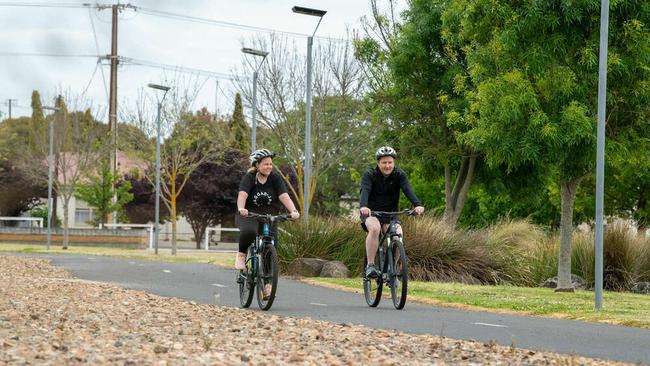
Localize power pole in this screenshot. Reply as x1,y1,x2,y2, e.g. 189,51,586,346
7,99,16,119
97,3,134,224
109,4,119,224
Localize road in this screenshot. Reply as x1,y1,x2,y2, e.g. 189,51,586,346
31,254,650,364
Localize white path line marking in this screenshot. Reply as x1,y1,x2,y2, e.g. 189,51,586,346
309,302,327,307
211,283,227,288
162,270,171,273
473,322,508,328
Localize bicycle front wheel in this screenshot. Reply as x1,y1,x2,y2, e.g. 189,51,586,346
390,240,408,309
256,243,279,311
238,250,255,308
363,251,383,307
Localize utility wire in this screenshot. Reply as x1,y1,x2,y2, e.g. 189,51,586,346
119,56,240,80
0,2,87,8
134,6,349,43
0,52,99,58
87,5,110,104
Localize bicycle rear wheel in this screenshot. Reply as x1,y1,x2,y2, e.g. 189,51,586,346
238,249,255,308
256,243,279,311
363,249,383,307
390,240,408,309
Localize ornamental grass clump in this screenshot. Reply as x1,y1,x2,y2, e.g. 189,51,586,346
277,216,366,275
402,216,492,283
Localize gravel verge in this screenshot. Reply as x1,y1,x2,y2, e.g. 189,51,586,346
0,256,631,365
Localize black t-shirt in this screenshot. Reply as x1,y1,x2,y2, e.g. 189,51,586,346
238,170,288,215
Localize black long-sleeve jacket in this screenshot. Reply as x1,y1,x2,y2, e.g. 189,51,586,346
359,167,422,212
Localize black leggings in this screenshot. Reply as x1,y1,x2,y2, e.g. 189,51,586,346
237,216,278,253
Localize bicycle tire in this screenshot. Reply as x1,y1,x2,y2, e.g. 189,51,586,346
238,248,255,308
363,248,383,307
390,240,408,309
256,242,279,311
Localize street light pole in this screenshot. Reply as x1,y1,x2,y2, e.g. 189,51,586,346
43,106,59,250
148,83,170,255
242,47,269,152
595,0,610,310
292,5,326,222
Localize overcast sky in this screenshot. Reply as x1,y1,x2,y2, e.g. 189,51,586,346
0,0,402,121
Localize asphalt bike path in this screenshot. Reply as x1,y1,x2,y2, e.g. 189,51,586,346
25,254,650,364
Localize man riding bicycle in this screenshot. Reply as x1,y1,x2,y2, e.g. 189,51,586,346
360,146,424,278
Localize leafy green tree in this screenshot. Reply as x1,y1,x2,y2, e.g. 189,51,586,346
75,161,133,227
228,93,250,152
355,0,477,226
443,0,650,290
30,90,45,150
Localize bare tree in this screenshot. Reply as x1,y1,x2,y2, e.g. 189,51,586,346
233,33,374,212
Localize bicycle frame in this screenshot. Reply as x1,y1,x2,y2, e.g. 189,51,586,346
374,213,405,281
238,212,291,310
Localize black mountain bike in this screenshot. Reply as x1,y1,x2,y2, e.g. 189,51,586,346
236,212,290,311
363,209,415,310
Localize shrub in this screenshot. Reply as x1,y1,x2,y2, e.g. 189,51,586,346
278,217,366,276
484,219,543,286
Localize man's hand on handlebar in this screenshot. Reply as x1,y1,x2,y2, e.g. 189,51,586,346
360,207,371,216
238,208,249,217
414,206,425,215
289,211,300,220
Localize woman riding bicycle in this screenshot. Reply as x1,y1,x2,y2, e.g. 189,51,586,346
360,146,424,279
235,149,299,281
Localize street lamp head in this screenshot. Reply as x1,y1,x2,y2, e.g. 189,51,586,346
242,47,269,57
147,83,170,91
292,6,327,17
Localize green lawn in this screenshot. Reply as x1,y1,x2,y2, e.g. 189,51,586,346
307,277,650,329
0,243,234,268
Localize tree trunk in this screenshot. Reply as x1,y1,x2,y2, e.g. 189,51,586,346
556,177,582,292
443,156,477,228
171,179,177,256
62,199,69,249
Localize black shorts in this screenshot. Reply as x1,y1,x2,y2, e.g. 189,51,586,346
360,214,391,232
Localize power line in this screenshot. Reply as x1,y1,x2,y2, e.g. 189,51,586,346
0,52,99,58
0,2,351,42
135,6,310,38
134,6,349,43
0,2,87,8
119,56,239,80
87,5,110,110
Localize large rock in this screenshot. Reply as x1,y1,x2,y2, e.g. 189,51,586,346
319,261,350,278
631,282,650,294
289,258,327,277
540,274,588,290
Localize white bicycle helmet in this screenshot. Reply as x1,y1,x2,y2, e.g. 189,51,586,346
375,146,397,160
249,148,276,167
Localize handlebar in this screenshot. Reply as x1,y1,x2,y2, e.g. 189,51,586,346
246,212,293,223
370,209,417,218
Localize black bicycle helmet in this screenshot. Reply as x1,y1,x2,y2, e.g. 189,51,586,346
375,146,397,160
249,148,276,167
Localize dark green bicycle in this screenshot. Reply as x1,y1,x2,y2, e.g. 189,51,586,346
236,212,290,311
363,209,415,310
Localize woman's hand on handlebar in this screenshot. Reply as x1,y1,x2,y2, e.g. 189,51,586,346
290,210,300,220
360,207,371,216
238,208,249,217
414,206,425,215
